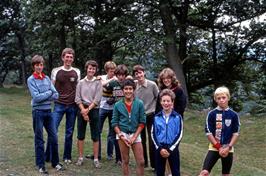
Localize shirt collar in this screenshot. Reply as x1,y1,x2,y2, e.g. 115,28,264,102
137,79,147,88
85,76,96,82
216,106,230,111
33,72,46,80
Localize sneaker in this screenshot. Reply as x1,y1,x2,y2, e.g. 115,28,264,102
116,160,122,166
107,155,113,160
76,157,84,166
54,163,65,171
93,160,101,169
64,159,72,165
38,167,49,175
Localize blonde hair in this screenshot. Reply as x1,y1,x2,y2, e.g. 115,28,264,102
104,61,116,72
157,68,180,89
214,86,230,100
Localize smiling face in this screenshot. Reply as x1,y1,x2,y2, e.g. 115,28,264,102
62,53,74,69
162,76,172,88
86,64,97,79
123,85,134,100
134,70,145,83
160,95,174,113
215,93,229,109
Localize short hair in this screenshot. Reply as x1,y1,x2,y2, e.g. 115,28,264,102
159,89,176,102
115,64,129,76
133,65,145,75
31,55,44,69
61,48,75,58
214,86,230,100
104,61,116,72
157,68,180,89
85,60,98,71
121,78,136,90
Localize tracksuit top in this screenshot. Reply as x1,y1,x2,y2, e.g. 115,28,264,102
111,97,146,133
205,106,240,151
152,110,183,152
27,75,58,110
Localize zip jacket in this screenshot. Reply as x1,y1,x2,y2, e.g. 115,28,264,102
151,110,183,153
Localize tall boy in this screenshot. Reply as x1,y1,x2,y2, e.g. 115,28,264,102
47,48,80,164
199,86,240,176
27,55,64,174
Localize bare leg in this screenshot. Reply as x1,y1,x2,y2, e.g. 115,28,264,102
132,142,145,176
93,141,99,159
118,139,130,176
77,140,84,158
199,170,209,176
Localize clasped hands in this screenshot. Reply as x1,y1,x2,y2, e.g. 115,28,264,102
160,148,170,158
120,135,137,147
81,107,90,122
219,146,230,158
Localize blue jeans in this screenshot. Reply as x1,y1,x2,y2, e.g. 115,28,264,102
46,103,78,161
32,109,59,168
99,108,121,161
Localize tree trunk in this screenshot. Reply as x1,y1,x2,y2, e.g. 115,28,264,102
16,30,27,86
159,0,188,98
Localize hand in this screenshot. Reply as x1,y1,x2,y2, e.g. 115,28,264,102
83,115,90,122
129,135,137,145
81,108,89,115
160,149,170,158
219,146,229,158
121,136,131,147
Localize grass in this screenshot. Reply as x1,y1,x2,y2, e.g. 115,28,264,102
0,87,265,176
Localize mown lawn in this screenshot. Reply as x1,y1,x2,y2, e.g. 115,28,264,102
0,87,265,176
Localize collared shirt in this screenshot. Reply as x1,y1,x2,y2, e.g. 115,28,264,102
135,79,159,115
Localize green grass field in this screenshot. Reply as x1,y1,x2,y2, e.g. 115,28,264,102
0,87,265,176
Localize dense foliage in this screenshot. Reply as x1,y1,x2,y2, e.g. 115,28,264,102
1,0,265,113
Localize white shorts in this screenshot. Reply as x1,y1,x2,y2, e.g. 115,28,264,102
116,131,142,143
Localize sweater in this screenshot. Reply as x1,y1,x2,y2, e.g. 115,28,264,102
27,75,58,110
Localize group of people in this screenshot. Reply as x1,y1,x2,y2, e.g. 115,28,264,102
27,47,240,176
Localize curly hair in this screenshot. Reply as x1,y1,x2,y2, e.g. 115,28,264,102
157,68,180,89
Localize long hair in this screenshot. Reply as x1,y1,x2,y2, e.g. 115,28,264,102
157,68,180,90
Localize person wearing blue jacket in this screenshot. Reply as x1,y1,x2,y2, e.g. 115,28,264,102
27,55,64,175
152,89,183,176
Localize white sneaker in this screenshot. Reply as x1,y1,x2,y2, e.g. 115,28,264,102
76,157,84,166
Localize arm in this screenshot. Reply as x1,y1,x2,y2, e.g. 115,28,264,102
48,77,58,100
27,78,52,103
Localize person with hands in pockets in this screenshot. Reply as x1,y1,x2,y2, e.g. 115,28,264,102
151,89,183,176
111,79,146,176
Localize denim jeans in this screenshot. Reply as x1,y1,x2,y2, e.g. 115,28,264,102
46,102,78,161
32,109,59,168
99,108,121,161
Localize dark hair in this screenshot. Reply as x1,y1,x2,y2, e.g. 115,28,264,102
85,60,98,71
159,89,176,101
121,78,136,90
31,55,44,69
61,48,75,58
115,64,129,76
132,65,145,75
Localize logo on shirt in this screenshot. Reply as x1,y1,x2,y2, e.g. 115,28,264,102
216,114,222,121
225,119,231,127
70,77,76,82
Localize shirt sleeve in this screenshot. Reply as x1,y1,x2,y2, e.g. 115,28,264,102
27,78,52,103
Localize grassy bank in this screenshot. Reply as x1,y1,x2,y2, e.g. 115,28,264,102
0,87,265,176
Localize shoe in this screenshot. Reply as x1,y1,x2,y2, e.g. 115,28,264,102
38,167,49,175
107,155,113,160
54,163,65,171
93,160,101,169
64,159,72,165
116,160,122,166
76,157,84,166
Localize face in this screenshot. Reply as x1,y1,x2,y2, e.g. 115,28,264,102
62,53,74,68
107,68,115,78
215,94,229,109
123,85,134,100
87,65,97,78
134,70,145,82
160,95,173,112
34,63,44,74
117,74,126,82
162,76,172,88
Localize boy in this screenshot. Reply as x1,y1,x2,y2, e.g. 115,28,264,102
151,89,183,176
199,86,240,176
27,55,64,175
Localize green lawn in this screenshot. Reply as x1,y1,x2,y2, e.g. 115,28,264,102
0,87,265,176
